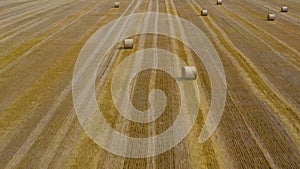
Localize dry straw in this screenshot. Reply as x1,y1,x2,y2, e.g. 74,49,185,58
114,2,120,8
281,6,288,12
124,39,134,49
182,66,197,80
201,10,208,16
267,14,275,21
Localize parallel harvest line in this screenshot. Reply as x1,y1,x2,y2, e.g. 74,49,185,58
0,0,100,73
146,0,159,168
166,0,219,167
0,0,49,18
0,0,108,136
0,0,119,167
247,0,300,26
0,0,40,15
35,3,128,164
0,0,32,8
227,91,278,168
0,17,48,43
96,1,155,167
166,1,196,168
178,0,224,167
4,78,73,169
190,0,300,147
0,0,84,57
234,0,300,37
187,1,300,167
200,0,300,111
68,0,153,167
55,1,147,166
211,0,300,70
193,0,300,118
201,0,300,110
0,0,73,28
0,0,81,43
33,1,140,167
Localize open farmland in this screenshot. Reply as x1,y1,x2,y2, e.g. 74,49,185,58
0,0,300,168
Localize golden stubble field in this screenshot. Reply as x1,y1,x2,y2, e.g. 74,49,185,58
0,0,299,168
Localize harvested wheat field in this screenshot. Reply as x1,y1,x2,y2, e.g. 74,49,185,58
0,0,300,168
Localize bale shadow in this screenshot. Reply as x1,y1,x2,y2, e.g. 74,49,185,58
175,77,194,81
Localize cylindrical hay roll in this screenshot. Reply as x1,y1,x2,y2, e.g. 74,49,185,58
217,0,222,5
114,2,120,8
201,10,208,16
124,39,134,49
182,66,197,80
267,14,275,21
281,6,288,12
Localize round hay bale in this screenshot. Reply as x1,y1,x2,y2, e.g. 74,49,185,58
267,14,275,21
182,66,197,80
217,0,222,5
114,2,120,8
281,6,288,12
124,39,134,49
201,10,208,16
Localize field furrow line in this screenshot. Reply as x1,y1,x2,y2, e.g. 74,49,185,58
101,1,157,168
0,0,299,168
227,91,278,168
0,0,33,9
184,1,300,165
196,0,300,111
0,0,83,44
0,0,113,137
0,0,102,73
0,0,132,167
0,0,86,57
20,1,138,166
190,0,300,148
17,7,121,169
0,0,74,28
0,0,49,18
146,1,159,167
224,0,300,45
4,80,72,169
247,0,300,26
65,0,151,168
165,0,221,167
219,0,300,69
0,17,46,43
